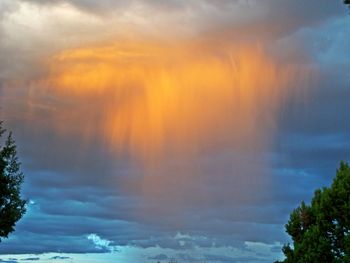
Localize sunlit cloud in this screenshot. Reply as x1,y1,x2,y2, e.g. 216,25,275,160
24,38,310,206
2,1,345,261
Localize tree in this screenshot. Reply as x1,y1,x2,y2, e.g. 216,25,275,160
345,0,350,11
0,122,26,241
277,162,350,263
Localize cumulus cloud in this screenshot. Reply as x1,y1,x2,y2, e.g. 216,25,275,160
87,234,116,252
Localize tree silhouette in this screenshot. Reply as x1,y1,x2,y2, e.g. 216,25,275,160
0,122,26,241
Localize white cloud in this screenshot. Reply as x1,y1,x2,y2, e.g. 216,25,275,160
87,234,116,252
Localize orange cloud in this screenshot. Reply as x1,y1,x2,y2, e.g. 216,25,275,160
29,39,309,201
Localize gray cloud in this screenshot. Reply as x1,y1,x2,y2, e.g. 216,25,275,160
204,254,236,263
0,1,19,19
49,256,71,260
0,1,349,263
18,0,346,37
0,260,19,263
148,254,168,261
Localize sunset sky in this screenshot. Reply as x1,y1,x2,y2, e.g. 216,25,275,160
0,1,350,262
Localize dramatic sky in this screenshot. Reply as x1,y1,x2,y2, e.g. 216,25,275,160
0,0,349,262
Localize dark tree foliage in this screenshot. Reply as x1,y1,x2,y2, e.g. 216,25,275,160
0,122,26,241
276,162,350,263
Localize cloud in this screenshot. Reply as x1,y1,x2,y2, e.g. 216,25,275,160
0,0,19,19
177,253,199,262
0,1,349,263
0,36,310,257
148,254,168,261
49,256,71,260
17,0,346,38
20,0,131,14
87,234,116,252
204,254,236,263
0,259,19,263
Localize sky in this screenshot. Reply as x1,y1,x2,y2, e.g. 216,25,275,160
0,0,349,262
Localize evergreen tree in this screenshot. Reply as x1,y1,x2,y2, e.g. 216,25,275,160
0,122,26,241
277,162,350,263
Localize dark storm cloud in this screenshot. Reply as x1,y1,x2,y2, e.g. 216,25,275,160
268,14,350,212
275,73,350,172
0,78,291,252
267,69,350,245
18,0,346,37
0,0,349,261
0,219,112,254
